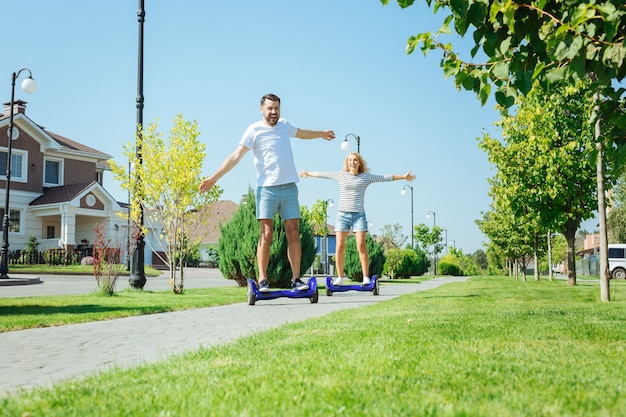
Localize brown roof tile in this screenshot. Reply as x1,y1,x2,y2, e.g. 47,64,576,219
45,131,112,159
30,182,95,205
189,200,240,243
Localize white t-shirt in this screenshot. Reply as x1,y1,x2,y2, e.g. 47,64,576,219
239,119,299,187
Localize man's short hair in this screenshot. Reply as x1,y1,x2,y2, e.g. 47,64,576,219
261,93,281,106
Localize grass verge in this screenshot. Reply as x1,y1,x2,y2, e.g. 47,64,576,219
5,264,162,276
0,276,423,333
1,276,626,416
0,286,247,332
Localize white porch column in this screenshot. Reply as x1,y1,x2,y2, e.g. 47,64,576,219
60,204,77,248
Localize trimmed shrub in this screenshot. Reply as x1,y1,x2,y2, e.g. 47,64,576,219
218,187,316,288
438,259,463,276
344,234,385,281
383,247,429,278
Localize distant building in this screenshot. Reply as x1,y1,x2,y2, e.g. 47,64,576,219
0,100,138,261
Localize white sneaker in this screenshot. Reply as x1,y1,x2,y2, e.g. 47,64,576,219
332,276,344,286
362,276,371,286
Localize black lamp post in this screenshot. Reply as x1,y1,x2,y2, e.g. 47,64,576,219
400,185,414,248
129,0,146,289
126,160,131,271
324,198,334,275
0,69,36,279
341,133,360,153
427,210,437,275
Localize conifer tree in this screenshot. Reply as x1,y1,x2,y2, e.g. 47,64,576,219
343,234,385,281
218,187,316,287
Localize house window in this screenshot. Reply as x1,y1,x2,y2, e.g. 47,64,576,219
46,225,55,239
0,209,21,233
0,149,27,182
44,158,63,186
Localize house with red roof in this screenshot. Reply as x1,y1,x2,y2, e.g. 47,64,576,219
0,100,129,260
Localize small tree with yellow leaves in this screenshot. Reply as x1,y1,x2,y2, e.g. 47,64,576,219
111,115,221,293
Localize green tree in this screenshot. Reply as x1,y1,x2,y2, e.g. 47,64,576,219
218,188,258,287
218,188,316,288
471,249,488,271
111,115,221,294
378,223,408,251
476,206,535,281
382,247,428,278
608,208,626,243
608,174,626,243
548,234,568,273
303,199,333,273
343,234,385,281
413,223,444,272
382,248,404,279
382,0,626,300
479,80,599,285
23,236,39,265
411,246,430,276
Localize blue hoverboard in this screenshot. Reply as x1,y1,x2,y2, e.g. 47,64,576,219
325,275,379,296
247,276,319,306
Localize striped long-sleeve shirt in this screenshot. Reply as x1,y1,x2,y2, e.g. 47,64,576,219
317,171,393,213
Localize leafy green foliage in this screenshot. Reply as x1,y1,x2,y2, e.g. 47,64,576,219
267,208,316,288
384,0,626,112
384,0,626,298
608,207,626,243
218,188,260,286
413,223,444,255
608,174,626,243
23,236,40,265
471,249,488,270
477,79,600,282
383,247,429,278
438,258,463,276
343,234,385,280
218,188,316,288
111,115,221,293
378,223,408,251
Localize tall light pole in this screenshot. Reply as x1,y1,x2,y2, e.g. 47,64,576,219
129,0,147,289
0,69,37,279
324,199,334,275
341,133,360,153
427,211,437,275
400,185,414,248
126,161,131,271
449,239,456,249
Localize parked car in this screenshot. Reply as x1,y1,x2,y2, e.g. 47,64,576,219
608,244,626,279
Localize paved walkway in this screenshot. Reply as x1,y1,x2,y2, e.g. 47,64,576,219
0,269,468,397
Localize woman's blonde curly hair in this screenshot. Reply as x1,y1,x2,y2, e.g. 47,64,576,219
342,152,368,174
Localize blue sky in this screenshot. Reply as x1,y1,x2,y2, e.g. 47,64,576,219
3,1,598,254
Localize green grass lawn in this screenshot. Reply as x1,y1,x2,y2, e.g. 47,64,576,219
0,276,428,333
5,263,162,276
2,276,626,416
0,286,247,332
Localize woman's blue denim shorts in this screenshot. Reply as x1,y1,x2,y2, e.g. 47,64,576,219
335,211,368,232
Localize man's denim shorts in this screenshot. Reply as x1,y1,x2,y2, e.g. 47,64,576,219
256,183,301,220
335,211,368,232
